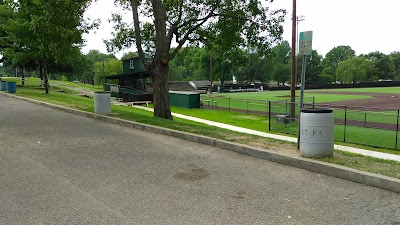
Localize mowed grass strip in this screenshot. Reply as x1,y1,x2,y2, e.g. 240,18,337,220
6,84,400,179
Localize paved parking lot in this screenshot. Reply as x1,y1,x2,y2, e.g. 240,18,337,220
0,94,399,225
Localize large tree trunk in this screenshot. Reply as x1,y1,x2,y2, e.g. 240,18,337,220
43,58,49,94
21,65,25,86
152,63,172,119
39,62,44,88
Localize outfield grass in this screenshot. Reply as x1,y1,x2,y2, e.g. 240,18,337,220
212,90,372,103
310,86,400,94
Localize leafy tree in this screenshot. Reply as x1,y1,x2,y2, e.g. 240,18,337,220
266,41,291,85
322,45,355,81
213,47,248,84
2,0,98,93
235,51,273,83
297,50,323,82
272,63,290,85
336,56,374,83
390,51,400,80
320,67,335,83
271,40,291,64
94,58,123,85
121,52,139,61
168,46,209,81
364,51,393,80
86,50,117,63
0,0,14,63
107,0,286,119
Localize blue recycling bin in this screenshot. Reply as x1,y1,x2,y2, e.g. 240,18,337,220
0,81,7,91
7,82,16,93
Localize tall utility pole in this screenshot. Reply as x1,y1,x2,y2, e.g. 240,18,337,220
290,0,297,119
295,15,305,95
210,48,213,91
296,15,305,54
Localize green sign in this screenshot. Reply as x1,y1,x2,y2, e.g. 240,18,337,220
299,31,313,56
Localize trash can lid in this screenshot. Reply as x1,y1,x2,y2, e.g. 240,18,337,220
301,108,333,113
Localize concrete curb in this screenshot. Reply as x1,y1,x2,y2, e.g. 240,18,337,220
3,92,400,193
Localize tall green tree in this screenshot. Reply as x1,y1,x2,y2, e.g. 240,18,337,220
390,51,400,80
121,51,139,61
322,45,355,82
364,51,393,80
297,50,323,82
336,56,374,83
107,0,286,119
94,58,123,85
0,0,14,63
271,40,291,64
269,41,291,85
2,0,98,93
86,50,117,63
272,62,290,85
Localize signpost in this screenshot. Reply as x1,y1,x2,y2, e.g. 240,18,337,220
299,31,312,109
298,31,313,149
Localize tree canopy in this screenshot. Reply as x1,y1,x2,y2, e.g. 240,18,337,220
322,45,355,81
107,0,286,119
1,0,98,92
336,56,375,83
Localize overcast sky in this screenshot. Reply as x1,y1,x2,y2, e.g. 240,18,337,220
82,0,400,58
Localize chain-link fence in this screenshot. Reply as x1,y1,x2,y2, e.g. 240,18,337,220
200,95,400,150
269,101,400,150
200,96,315,115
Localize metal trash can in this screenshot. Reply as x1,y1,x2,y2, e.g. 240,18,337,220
0,81,7,91
94,92,111,115
300,108,334,158
6,82,16,93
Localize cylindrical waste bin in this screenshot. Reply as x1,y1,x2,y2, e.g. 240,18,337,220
0,81,7,91
7,82,16,93
94,92,111,115
300,108,334,158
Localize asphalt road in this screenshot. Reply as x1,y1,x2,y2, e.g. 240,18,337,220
0,94,399,225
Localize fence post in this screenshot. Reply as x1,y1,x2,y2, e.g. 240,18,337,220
344,106,347,142
364,113,367,127
312,97,315,109
285,100,288,115
268,101,271,131
396,109,399,150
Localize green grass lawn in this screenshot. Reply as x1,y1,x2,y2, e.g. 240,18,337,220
51,80,104,92
0,77,104,92
1,77,42,86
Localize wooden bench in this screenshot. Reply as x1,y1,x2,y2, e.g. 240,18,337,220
127,101,151,107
